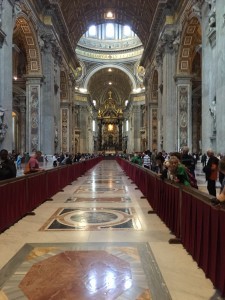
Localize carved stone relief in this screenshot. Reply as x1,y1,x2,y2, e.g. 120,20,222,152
178,86,188,148
29,85,40,151
151,108,158,150
61,108,68,153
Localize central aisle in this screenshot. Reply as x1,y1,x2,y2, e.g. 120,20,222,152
0,160,217,299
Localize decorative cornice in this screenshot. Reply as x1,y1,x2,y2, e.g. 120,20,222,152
141,0,181,67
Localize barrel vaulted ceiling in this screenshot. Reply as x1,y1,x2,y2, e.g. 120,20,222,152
33,0,180,104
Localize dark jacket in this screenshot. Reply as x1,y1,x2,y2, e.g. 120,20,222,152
203,156,219,180
0,159,17,181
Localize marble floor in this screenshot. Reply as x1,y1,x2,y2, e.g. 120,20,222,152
0,160,222,299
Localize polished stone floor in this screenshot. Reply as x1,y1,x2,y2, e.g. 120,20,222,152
0,160,221,299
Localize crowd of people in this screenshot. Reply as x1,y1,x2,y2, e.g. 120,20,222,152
128,147,225,206
0,150,99,180
1,147,225,207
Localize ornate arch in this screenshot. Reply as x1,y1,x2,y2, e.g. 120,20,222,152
13,16,42,75
83,64,137,90
177,17,201,74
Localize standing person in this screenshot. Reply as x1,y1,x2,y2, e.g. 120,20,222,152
211,157,225,205
0,149,17,180
181,146,195,177
151,149,157,172
143,150,151,169
203,149,219,196
26,151,43,173
201,153,207,168
131,153,142,166
52,154,58,167
44,154,48,164
155,152,165,174
16,153,22,170
24,152,30,164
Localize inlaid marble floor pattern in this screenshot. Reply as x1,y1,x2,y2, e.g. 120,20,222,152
0,160,220,299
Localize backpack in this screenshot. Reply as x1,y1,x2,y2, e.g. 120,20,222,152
186,168,198,189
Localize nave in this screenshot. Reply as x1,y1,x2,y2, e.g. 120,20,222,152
0,160,218,299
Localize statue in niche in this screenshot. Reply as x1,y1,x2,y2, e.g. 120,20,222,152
209,97,216,133
0,106,7,142
0,106,6,125
205,0,216,29
192,0,202,18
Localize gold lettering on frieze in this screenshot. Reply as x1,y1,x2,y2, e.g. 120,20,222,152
76,49,143,60
133,96,145,102
75,96,87,102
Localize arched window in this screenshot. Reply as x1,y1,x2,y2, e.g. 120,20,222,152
88,25,97,37
106,23,114,38
123,25,131,37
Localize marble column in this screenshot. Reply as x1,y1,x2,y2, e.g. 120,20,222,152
175,76,192,151
0,0,14,150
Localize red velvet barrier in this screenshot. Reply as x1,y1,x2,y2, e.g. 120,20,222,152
58,166,69,190
217,210,225,296
181,191,225,296
156,181,180,237
0,178,27,232
0,157,102,234
25,172,48,212
46,168,60,198
75,162,83,179
117,157,225,295
145,172,157,207
68,164,75,182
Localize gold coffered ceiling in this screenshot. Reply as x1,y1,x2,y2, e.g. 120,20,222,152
60,0,159,47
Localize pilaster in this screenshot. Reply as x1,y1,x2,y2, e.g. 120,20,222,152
159,26,178,152
25,76,43,152
0,0,14,150
215,0,225,153
19,96,26,154
175,75,193,151
39,29,61,154
133,105,141,152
